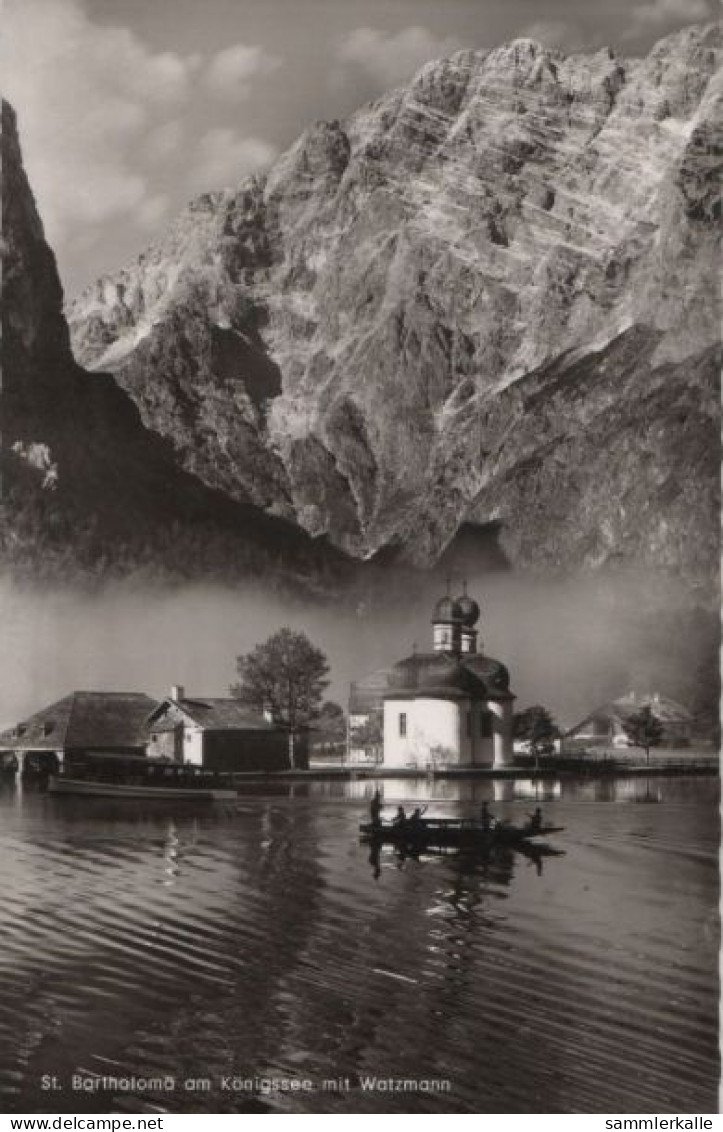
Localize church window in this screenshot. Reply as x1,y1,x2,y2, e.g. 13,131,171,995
480,712,492,738
399,713,407,737
466,711,472,737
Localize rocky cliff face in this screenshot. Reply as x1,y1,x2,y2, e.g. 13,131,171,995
1,100,347,590
64,23,721,588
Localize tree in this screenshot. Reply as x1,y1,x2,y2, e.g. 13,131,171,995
315,700,348,760
513,705,559,764
231,628,330,768
317,700,347,736
623,705,664,765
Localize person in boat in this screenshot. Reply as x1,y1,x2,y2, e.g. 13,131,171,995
370,788,383,828
479,801,495,832
407,806,428,835
526,807,544,834
392,806,407,827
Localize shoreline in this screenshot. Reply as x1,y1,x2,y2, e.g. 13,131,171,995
233,762,719,783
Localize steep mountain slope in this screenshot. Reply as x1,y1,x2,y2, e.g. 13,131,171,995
64,23,720,587
0,99,348,590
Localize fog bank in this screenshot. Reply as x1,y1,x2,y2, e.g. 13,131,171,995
0,567,716,731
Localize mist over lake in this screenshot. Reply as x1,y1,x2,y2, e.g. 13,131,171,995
1,567,713,731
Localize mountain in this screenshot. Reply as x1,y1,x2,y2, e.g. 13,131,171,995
68,23,721,589
0,99,349,592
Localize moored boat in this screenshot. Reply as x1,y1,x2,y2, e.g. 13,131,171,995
48,774,237,801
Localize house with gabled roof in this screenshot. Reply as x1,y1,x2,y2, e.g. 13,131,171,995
0,691,159,773
147,685,305,772
565,692,693,750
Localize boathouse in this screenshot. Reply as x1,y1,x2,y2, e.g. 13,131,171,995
0,691,158,774
146,686,306,772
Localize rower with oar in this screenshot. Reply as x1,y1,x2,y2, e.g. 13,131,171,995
525,806,544,835
479,800,496,832
392,805,407,827
370,787,383,829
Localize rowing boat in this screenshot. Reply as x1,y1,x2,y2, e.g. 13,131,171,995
359,817,563,847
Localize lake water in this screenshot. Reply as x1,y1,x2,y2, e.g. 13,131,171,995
0,775,718,1114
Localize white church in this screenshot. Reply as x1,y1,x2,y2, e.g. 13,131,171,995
350,588,515,770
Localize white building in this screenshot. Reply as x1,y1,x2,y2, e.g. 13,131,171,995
381,590,515,770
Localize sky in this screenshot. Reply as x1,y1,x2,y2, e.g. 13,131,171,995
1,0,715,295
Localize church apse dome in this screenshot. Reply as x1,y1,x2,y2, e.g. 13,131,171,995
463,654,511,693
387,654,485,698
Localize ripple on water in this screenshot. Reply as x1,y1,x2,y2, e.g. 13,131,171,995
0,779,718,1113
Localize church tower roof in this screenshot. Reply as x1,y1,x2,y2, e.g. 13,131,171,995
431,595,463,625
457,594,480,627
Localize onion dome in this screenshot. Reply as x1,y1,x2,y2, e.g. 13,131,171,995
457,594,480,627
432,595,463,624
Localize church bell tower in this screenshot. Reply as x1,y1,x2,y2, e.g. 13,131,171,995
431,594,463,653
457,584,481,654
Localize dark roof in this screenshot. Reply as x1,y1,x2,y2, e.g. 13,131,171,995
387,653,484,698
151,697,278,732
352,651,513,709
0,692,158,751
385,652,513,702
458,653,511,694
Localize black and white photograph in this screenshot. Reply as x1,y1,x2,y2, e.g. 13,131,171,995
0,0,720,1118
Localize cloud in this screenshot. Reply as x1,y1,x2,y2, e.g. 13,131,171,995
0,0,199,246
136,194,173,231
335,26,465,94
187,128,278,193
626,0,713,33
143,120,185,162
519,20,588,52
205,44,282,99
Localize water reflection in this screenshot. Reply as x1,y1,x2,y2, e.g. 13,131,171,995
298,772,717,807
367,837,565,882
0,775,718,1114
